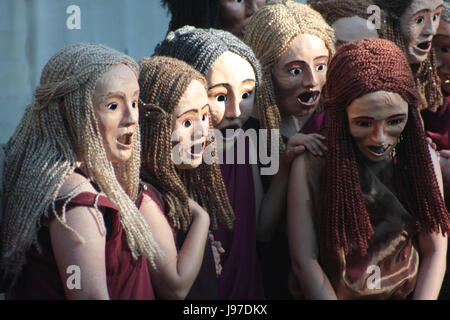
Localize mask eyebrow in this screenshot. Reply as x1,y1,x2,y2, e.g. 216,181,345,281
208,83,228,90
176,104,209,118
102,91,126,100
412,4,443,16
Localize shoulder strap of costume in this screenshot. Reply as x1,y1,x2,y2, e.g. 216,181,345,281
137,181,165,214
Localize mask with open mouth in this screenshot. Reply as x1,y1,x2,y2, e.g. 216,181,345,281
417,40,432,52
298,90,321,106
272,34,329,117
117,132,134,147
399,0,443,64
367,145,389,155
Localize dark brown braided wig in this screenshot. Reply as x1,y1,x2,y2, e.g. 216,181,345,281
138,56,234,232
323,38,450,255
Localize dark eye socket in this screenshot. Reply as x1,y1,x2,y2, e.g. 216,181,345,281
202,113,208,121
242,91,251,99
388,119,404,126
234,0,243,3
289,68,302,76
216,94,227,102
356,121,371,128
107,103,118,110
441,46,450,53
183,120,192,128
416,17,424,24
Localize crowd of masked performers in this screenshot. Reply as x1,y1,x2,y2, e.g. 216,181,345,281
0,0,449,300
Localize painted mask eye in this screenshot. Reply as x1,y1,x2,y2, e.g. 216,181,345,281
216,94,227,102
316,64,327,72
183,120,192,128
131,101,137,108
388,119,404,126
356,121,371,128
202,114,208,121
440,46,450,53
107,103,118,110
289,68,302,76
242,91,252,99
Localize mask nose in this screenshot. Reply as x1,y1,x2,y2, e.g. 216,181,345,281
371,123,387,145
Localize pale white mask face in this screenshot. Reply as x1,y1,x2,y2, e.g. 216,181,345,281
399,0,443,64
332,16,379,47
92,64,139,163
347,91,408,162
206,51,256,134
171,79,210,170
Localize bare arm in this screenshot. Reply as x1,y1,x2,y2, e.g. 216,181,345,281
413,146,448,300
257,133,327,242
287,154,337,300
50,204,110,300
140,195,210,299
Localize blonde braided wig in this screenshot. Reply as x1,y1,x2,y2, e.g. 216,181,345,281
243,0,335,151
139,56,234,232
1,43,162,281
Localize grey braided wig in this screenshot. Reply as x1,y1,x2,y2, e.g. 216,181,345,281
1,43,162,281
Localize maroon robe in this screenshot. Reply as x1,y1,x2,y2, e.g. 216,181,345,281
7,183,155,300
213,117,264,299
422,95,450,151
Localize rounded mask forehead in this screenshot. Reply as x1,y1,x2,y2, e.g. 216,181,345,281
207,50,256,85
173,79,209,118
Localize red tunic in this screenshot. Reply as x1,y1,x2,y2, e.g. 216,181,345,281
7,188,155,300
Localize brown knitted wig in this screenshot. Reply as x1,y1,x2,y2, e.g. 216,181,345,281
139,56,234,232
323,38,450,255
374,0,443,111
243,0,335,152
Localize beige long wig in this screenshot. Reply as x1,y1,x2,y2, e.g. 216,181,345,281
243,0,335,151
1,43,162,281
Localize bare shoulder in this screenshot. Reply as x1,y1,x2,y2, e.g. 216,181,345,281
58,170,97,198
141,191,165,214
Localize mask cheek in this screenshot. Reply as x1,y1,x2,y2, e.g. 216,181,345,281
208,103,224,128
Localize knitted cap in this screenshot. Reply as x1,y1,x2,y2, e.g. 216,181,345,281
324,38,419,110
153,25,261,87
139,55,206,114
244,0,335,68
443,0,450,23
